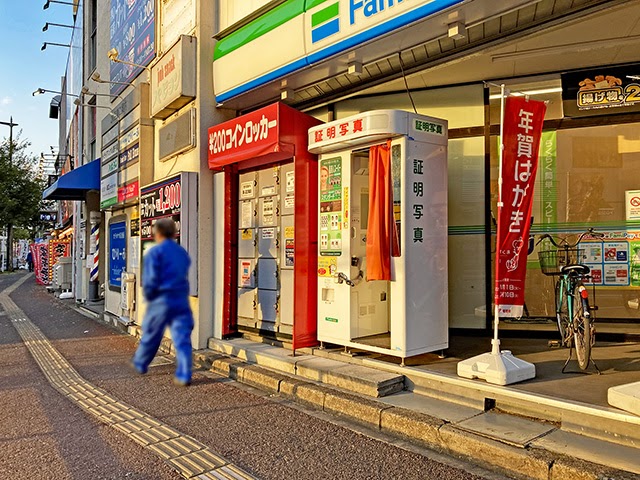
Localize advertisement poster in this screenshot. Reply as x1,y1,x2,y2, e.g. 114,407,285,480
320,157,342,256
110,0,156,95
625,190,640,221
630,241,640,287
583,237,633,287
48,240,71,283
109,221,127,289
140,175,182,254
540,131,557,226
495,97,547,318
562,64,640,117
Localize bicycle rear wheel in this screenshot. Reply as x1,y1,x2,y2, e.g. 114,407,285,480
572,282,592,370
555,280,570,345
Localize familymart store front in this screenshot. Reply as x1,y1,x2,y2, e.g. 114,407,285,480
212,0,640,409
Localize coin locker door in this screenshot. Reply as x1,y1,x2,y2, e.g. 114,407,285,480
257,166,280,327
238,172,257,327
279,162,295,332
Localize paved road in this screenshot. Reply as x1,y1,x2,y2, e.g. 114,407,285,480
2,272,509,480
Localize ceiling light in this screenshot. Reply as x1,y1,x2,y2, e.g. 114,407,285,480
489,87,562,100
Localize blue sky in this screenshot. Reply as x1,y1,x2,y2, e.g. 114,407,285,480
0,1,74,158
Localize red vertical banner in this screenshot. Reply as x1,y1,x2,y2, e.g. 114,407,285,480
495,97,547,317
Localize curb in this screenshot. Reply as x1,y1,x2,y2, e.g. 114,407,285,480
194,351,637,480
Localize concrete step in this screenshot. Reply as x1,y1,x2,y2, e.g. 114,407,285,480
608,381,640,417
207,338,404,398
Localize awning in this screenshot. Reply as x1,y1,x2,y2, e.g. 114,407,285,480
43,159,100,201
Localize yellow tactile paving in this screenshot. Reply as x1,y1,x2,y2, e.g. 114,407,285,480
1,275,256,480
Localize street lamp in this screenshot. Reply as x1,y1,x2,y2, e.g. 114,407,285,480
43,0,76,9
32,88,78,97
43,22,74,32
91,72,135,88
107,48,151,71
41,42,71,51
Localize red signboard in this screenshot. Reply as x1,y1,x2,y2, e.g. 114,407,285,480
208,102,297,169
118,180,139,203
495,97,547,317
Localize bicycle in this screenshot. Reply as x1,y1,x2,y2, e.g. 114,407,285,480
536,228,604,372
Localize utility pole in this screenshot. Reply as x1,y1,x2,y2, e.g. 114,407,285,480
1,117,19,271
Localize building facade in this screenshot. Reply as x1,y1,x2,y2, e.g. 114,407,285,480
46,0,640,358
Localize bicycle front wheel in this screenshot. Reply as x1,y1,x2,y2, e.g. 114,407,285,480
572,282,592,370
555,279,570,345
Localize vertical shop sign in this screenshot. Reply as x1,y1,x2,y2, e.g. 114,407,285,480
319,157,342,256
495,97,547,317
109,0,156,95
109,220,127,289
140,175,182,254
540,131,557,226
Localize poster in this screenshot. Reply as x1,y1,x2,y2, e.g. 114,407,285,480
320,157,343,256
286,170,295,193
140,175,182,253
109,221,127,289
110,0,156,95
630,241,640,287
495,97,547,318
317,256,337,277
625,190,640,221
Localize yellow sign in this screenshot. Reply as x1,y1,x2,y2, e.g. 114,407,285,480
343,186,349,229
241,229,253,240
284,226,295,239
317,256,337,277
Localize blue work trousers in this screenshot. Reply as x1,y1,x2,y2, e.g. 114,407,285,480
133,299,194,383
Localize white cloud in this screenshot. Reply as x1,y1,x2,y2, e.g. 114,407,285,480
0,96,12,106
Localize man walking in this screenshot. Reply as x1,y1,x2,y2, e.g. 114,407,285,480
132,218,194,386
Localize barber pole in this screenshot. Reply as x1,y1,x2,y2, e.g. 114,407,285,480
90,224,100,282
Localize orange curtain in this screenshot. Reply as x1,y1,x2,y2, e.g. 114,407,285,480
366,141,398,281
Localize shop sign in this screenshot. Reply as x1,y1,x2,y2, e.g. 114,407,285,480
208,103,279,165
101,157,119,179
39,211,58,223
495,97,547,318
213,0,465,102
626,190,640,221
119,142,140,167
562,64,640,117
151,35,197,119
161,0,196,52
109,0,155,95
540,132,557,226
101,173,118,209
108,220,127,289
118,180,140,203
413,119,445,135
120,125,140,150
102,141,119,163
140,175,183,245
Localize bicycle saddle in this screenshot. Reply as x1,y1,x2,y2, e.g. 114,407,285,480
561,264,590,276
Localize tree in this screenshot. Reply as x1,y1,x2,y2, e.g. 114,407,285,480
0,136,45,270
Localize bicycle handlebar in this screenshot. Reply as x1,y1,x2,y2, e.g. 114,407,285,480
535,228,604,248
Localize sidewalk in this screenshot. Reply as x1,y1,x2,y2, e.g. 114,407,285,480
5,274,505,480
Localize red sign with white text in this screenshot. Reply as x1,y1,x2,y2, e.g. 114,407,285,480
495,97,547,317
118,180,139,203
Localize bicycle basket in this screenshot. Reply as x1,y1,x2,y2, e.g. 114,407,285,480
538,248,584,276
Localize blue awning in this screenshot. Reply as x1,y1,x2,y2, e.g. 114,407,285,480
43,159,101,201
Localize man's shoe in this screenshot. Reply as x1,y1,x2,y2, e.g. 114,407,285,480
130,361,147,375
173,378,191,387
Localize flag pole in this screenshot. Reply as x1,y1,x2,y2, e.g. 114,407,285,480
492,84,506,354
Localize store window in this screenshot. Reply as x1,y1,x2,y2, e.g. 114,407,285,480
490,96,640,321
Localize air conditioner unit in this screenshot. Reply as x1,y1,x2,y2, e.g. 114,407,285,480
54,257,73,291
121,271,136,319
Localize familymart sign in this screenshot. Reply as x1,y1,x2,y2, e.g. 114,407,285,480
213,0,464,102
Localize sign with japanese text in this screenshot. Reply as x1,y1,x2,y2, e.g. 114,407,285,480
495,97,547,318
101,172,118,209
109,220,127,289
140,175,183,253
208,103,280,168
562,64,640,117
625,190,640,221
109,0,155,96
118,180,140,203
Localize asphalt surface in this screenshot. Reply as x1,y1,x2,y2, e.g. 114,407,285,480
3,272,507,480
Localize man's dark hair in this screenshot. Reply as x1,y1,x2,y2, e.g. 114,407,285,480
154,218,177,239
